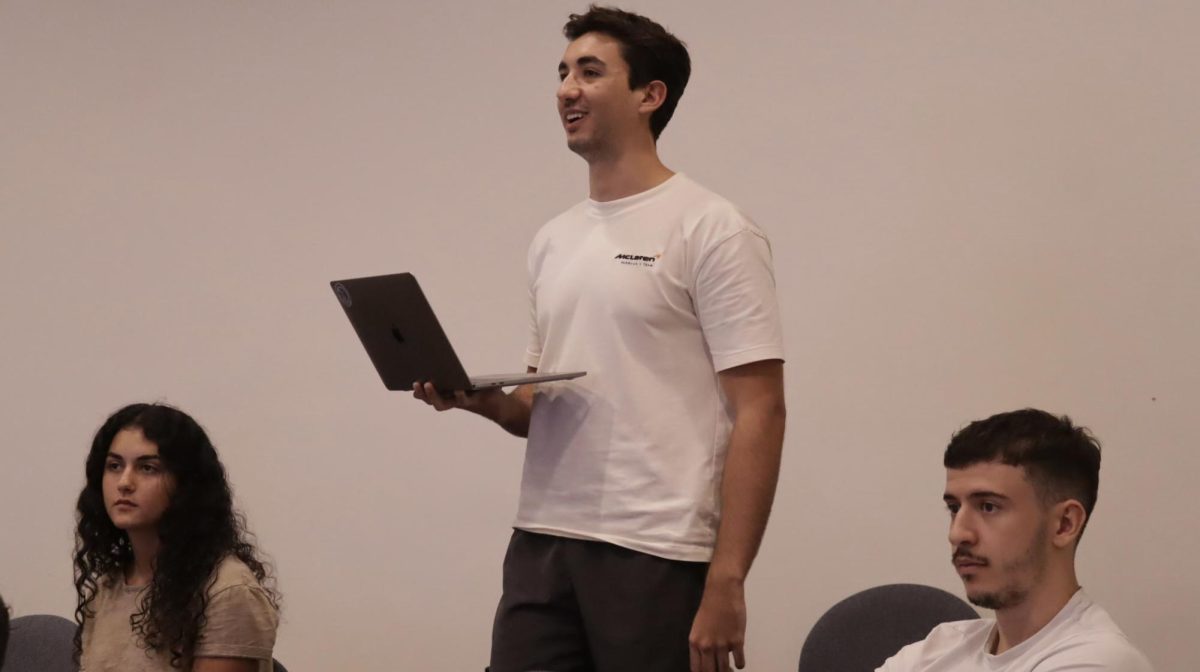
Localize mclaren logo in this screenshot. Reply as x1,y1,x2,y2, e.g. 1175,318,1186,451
614,252,662,267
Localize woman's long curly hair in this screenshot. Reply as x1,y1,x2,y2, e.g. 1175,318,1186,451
73,403,279,667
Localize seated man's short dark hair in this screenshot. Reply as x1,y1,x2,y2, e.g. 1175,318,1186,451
944,408,1101,536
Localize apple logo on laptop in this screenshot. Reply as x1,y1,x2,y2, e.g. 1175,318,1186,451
333,282,352,308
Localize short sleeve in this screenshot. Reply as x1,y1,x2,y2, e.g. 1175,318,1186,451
692,227,785,372
194,583,279,661
1033,635,1156,671
874,639,919,671
524,237,544,369
524,268,542,369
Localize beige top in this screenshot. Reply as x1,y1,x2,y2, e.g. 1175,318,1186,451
80,556,278,672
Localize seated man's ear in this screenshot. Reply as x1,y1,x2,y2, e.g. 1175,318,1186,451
1051,499,1087,549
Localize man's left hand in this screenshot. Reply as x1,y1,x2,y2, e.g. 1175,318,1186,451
688,576,747,672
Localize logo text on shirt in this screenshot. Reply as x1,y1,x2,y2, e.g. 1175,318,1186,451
614,253,662,268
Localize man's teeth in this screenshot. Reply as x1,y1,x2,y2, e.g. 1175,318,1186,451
567,112,584,122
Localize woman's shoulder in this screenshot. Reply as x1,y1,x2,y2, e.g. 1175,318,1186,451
209,555,265,593
196,557,280,661
204,555,278,623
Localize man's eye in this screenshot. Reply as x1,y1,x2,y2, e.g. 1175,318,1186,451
981,502,1000,513
946,504,959,516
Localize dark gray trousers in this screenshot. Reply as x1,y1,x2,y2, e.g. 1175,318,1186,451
488,530,708,672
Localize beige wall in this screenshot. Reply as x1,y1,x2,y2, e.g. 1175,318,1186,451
1,1,1195,669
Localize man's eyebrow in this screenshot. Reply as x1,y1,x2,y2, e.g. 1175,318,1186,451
944,491,1011,502
559,55,608,72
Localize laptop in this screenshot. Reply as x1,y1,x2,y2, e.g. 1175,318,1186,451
330,272,585,392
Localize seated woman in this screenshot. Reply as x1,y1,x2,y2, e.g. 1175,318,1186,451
73,403,280,671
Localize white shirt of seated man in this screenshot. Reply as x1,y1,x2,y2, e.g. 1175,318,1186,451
878,459,1153,671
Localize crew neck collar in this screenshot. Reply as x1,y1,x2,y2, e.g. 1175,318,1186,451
985,588,1088,661
585,173,684,218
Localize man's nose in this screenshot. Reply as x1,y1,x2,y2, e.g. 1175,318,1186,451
557,75,579,103
948,510,975,547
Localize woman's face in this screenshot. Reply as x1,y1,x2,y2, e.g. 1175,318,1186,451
102,427,176,532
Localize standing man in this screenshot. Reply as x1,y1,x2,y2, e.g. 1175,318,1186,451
415,6,785,672
878,409,1154,671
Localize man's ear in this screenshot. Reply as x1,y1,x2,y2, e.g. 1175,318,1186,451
1051,499,1087,549
637,80,667,115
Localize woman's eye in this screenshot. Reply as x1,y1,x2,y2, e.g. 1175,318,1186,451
139,464,159,474
105,461,121,471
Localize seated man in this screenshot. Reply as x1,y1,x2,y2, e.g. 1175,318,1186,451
878,408,1153,671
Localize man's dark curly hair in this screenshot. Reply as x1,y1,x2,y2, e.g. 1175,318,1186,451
73,402,279,667
564,4,691,140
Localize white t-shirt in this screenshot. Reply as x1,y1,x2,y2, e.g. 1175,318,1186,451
877,590,1154,672
517,173,784,562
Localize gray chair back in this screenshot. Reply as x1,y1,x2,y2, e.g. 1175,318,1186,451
1,594,9,668
798,583,978,672
5,614,79,672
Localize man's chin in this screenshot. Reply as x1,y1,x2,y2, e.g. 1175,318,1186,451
967,588,1026,611
566,134,601,157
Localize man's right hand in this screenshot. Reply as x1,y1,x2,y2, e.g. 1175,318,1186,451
412,382,501,414
411,380,534,437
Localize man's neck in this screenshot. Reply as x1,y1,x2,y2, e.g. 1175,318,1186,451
586,140,674,202
991,571,1081,655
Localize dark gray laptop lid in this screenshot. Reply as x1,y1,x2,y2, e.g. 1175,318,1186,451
331,272,584,392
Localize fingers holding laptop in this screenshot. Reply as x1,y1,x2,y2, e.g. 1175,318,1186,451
412,381,498,414
411,380,534,438
413,381,462,411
